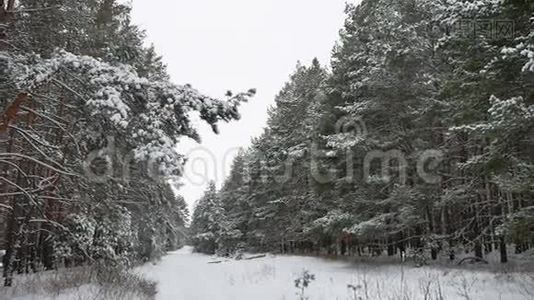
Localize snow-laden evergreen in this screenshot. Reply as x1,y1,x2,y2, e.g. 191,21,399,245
191,0,534,266
0,0,252,287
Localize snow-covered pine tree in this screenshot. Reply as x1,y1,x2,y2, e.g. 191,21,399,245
190,182,226,254
0,0,253,286
210,0,534,264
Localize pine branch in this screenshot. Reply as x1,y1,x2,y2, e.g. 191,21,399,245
8,5,62,14
0,203,12,211
0,153,78,177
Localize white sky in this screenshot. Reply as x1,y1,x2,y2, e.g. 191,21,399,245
130,0,350,211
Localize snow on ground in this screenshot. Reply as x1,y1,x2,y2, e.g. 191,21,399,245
1,266,154,300
6,285,114,300
136,246,533,300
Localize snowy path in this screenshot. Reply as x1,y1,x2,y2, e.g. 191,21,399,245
136,247,530,300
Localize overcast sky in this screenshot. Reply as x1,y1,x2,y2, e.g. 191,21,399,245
130,0,349,210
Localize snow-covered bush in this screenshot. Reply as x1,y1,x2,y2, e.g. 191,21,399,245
294,270,315,300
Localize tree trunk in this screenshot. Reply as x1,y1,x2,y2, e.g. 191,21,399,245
0,0,6,22
340,239,347,256
0,0,15,23
431,248,438,260
2,211,16,286
387,244,394,256
474,241,483,259
499,236,508,264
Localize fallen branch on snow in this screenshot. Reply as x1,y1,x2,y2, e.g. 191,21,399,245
457,257,489,265
244,254,267,260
